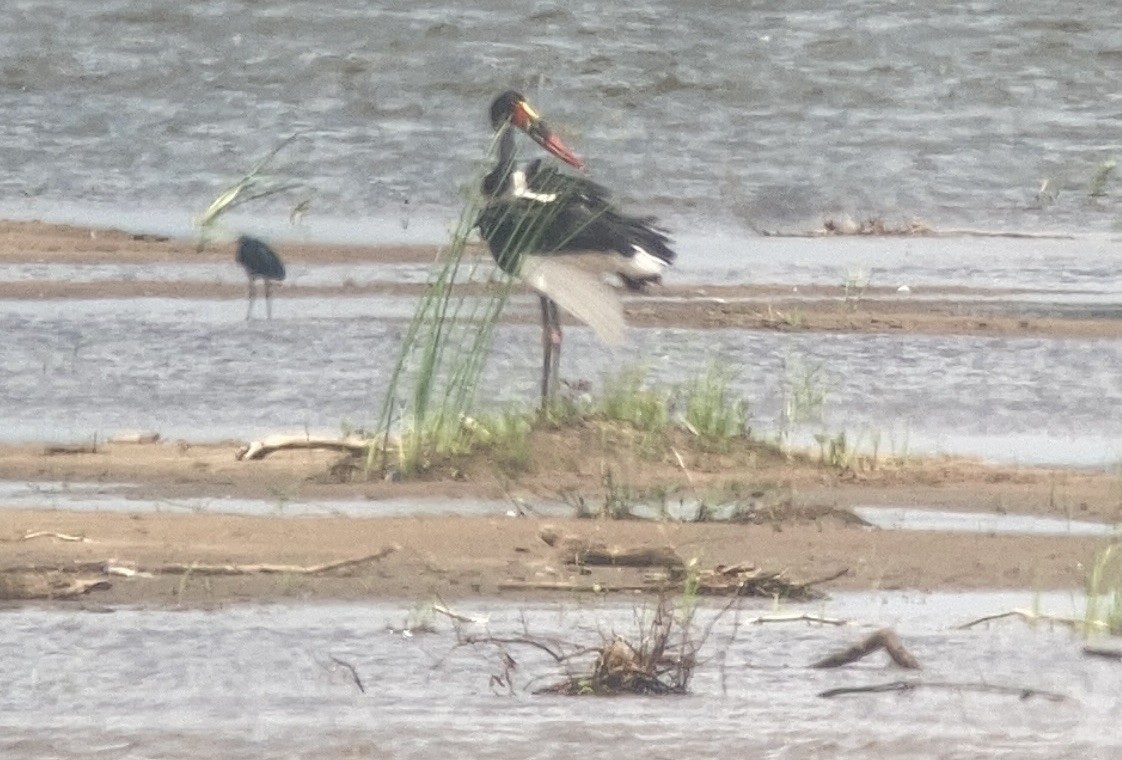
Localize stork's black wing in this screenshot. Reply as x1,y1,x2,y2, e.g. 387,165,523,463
477,163,676,276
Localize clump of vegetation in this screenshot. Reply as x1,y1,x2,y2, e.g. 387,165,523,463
679,361,749,452
539,599,696,695
596,365,671,433
369,131,517,476
460,593,722,696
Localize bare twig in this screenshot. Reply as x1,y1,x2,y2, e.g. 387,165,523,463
749,612,847,626
819,680,1068,702
2,546,398,578
956,609,1100,632
18,531,91,543
328,655,366,693
432,602,489,625
457,633,583,664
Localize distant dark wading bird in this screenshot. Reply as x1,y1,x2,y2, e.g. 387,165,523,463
475,90,677,406
235,235,286,320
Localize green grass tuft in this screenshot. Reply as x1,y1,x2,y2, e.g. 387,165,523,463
680,361,748,452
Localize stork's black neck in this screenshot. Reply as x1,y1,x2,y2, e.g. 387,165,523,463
481,123,516,198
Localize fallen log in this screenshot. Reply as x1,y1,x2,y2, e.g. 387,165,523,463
538,527,684,569
1083,640,1122,661
0,572,111,601
811,628,920,669
107,430,161,444
235,434,371,461
43,443,98,456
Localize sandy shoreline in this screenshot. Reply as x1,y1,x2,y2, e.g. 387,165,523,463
1,217,1120,607
1,438,1118,606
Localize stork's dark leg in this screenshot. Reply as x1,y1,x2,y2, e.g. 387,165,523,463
264,279,273,320
246,278,256,321
539,297,562,408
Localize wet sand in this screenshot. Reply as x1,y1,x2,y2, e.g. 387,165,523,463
1,219,1120,606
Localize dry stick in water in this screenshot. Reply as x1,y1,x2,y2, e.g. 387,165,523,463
328,655,366,693
956,608,1099,632
810,628,920,669
818,680,1069,702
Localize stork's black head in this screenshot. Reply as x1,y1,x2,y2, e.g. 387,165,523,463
490,90,524,131
487,90,586,171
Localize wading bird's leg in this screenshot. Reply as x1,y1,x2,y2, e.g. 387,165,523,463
539,297,562,408
246,278,256,321
539,297,553,406
264,280,273,320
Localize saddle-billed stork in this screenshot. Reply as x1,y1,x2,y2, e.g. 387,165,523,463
235,235,286,320
475,90,676,406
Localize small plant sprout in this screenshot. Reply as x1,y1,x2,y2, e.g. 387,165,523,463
842,265,871,310
1089,158,1117,198
1085,544,1122,637
777,353,830,455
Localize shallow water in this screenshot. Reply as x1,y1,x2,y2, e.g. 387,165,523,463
1,592,1119,759
855,506,1122,538
0,480,557,518
3,290,1121,465
2,1,1121,237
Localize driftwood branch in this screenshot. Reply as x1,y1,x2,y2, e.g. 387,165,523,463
15,531,91,543
818,680,1068,702
811,628,920,669
2,546,398,578
235,434,371,461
